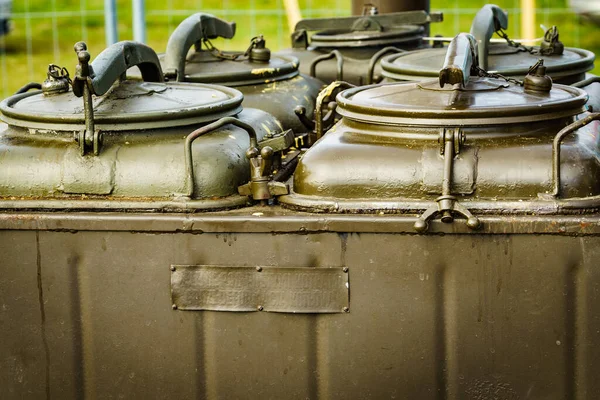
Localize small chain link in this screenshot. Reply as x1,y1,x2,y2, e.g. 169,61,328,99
495,28,555,56
202,35,264,61
473,65,524,86
47,64,73,85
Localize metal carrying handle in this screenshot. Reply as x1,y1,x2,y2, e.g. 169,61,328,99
469,4,508,70
72,41,163,97
164,13,236,81
183,117,258,198
552,112,600,197
439,33,478,88
309,50,344,81
366,46,405,85
71,41,164,156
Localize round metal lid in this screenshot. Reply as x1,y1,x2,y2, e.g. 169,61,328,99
336,77,588,126
381,43,595,82
310,25,424,48
157,51,299,86
0,80,243,131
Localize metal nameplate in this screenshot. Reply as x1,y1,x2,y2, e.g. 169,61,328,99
171,265,349,313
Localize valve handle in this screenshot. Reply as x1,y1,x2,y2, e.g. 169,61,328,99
439,33,478,88
164,13,236,81
469,4,508,70
72,41,163,97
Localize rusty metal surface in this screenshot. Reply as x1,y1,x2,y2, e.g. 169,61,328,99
171,265,349,313
1,228,600,399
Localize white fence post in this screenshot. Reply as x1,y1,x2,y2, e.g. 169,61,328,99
104,0,118,45
132,0,146,43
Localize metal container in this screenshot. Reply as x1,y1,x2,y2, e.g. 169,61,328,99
276,10,443,85
382,4,600,113
2,34,600,400
128,13,323,134
0,40,289,210
382,5,595,84
283,33,600,229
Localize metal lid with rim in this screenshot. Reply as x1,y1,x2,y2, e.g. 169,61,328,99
0,80,243,132
291,10,442,49
381,4,594,83
337,77,588,126
149,13,300,86
309,25,425,48
381,44,595,83
157,50,299,86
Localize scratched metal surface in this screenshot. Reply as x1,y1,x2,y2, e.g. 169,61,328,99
0,228,599,399
171,265,349,313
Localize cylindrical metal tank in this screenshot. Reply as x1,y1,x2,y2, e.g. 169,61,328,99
128,13,323,134
276,10,443,85
1,33,600,400
0,40,288,210
380,4,600,110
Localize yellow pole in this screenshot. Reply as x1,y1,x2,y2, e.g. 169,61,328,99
283,0,302,33
521,0,536,41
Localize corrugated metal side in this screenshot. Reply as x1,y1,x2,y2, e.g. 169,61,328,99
0,230,599,399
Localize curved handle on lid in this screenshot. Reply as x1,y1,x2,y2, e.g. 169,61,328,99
439,33,478,88
72,41,164,97
164,13,236,81
469,4,508,70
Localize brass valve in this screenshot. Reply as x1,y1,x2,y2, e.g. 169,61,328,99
238,145,288,201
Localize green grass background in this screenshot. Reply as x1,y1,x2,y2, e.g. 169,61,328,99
0,0,598,97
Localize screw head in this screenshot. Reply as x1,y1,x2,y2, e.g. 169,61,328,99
172,304,178,310
170,266,176,272
343,307,349,313
342,267,349,273
256,266,263,272
257,305,264,311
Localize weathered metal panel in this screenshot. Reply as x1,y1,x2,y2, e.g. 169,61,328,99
1,223,599,399
171,265,349,313
0,232,48,399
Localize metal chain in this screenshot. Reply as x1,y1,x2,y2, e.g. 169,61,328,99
473,65,524,86
47,64,73,85
495,28,555,56
202,35,264,61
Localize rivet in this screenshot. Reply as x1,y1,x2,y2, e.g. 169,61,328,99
172,304,178,310
170,266,176,272
343,307,349,313
559,226,566,233
343,267,349,273
257,305,264,311
256,266,263,272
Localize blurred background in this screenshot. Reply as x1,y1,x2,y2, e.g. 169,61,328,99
0,0,598,98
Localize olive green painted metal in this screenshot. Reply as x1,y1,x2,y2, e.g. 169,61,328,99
469,4,508,71
0,41,285,206
282,34,600,233
381,5,595,85
2,22,600,400
1,212,600,399
128,13,323,134
277,10,442,85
